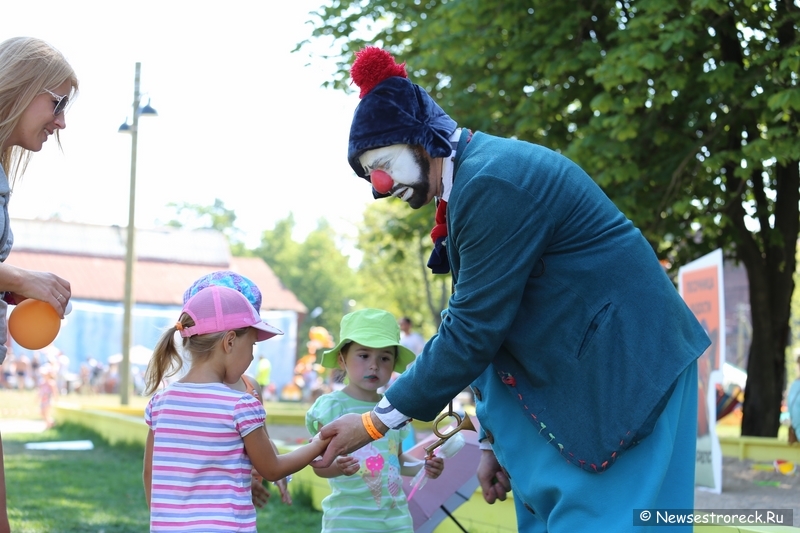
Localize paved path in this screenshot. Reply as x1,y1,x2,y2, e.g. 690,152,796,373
695,456,799,526
0,419,47,434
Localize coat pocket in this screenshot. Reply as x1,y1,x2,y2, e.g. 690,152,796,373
575,301,612,360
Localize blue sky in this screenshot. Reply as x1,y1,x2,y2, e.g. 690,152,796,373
3,1,373,252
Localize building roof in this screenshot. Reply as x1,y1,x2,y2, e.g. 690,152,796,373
10,218,231,265
5,219,307,313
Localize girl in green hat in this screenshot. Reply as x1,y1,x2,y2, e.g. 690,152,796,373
305,308,443,532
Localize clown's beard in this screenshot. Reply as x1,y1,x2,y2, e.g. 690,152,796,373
393,146,431,209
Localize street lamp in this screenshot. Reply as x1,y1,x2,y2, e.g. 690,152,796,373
118,62,157,405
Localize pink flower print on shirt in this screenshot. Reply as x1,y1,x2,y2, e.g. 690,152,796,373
363,454,384,506
365,454,384,476
352,444,385,506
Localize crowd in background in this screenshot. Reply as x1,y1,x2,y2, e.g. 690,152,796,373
0,347,144,396
0,316,481,415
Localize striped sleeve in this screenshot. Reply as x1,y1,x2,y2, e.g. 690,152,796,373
233,395,266,437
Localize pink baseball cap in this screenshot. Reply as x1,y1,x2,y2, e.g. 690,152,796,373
180,286,283,341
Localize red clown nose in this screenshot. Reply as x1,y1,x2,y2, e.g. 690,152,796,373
370,169,394,195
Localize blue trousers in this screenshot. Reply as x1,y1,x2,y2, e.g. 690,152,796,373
476,361,698,532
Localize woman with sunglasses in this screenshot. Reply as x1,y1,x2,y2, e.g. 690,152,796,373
0,36,78,532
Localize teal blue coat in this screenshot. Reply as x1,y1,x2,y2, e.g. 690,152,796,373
386,130,710,472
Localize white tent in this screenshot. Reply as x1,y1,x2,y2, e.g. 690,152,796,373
107,345,153,366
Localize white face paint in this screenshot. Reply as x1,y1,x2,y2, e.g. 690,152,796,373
359,144,428,203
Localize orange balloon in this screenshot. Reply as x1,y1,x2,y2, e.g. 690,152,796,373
8,299,61,350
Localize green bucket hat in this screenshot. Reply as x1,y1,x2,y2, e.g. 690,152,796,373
319,308,417,372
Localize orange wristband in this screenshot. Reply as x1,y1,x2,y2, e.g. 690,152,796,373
362,412,385,440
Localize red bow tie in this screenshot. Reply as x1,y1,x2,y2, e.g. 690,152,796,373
427,199,450,274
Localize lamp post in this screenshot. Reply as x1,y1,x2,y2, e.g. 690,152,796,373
118,62,157,405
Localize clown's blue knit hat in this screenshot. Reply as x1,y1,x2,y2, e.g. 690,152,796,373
347,48,457,190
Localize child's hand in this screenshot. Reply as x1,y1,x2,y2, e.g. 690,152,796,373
335,455,360,476
274,477,293,505
309,432,332,467
310,432,331,447
250,469,270,508
424,456,444,480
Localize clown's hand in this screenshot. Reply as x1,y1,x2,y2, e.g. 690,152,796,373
477,450,511,504
312,413,373,468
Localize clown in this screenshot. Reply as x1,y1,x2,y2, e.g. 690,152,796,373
316,48,710,532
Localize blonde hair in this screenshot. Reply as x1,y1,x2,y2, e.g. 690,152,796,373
143,313,249,396
0,37,79,183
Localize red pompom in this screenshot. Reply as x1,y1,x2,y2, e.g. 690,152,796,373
350,47,408,99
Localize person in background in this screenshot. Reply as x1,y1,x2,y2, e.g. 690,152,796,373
37,363,57,429
787,354,800,445
13,354,28,390
0,36,78,533
256,355,273,399
316,47,710,532
229,370,293,506
398,317,425,356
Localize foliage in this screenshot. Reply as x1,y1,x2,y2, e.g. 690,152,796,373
304,0,800,436
252,215,360,352
357,198,450,338
3,422,321,532
164,197,248,255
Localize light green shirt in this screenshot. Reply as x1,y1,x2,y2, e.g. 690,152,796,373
306,390,412,532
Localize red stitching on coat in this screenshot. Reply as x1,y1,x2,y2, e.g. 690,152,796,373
495,368,627,474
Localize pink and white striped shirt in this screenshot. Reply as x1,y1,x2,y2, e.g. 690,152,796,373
145,382,265,532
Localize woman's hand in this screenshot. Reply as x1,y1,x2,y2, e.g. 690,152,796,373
1,265,70,317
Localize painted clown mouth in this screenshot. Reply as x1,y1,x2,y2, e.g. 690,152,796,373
391,186,413,201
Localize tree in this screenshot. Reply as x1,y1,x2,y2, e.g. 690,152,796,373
253,215,360,355
305,0,800,436
357,198,450,338
165,198,247,255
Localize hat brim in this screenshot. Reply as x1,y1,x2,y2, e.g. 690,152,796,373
254,322,283,342
319,338,416,372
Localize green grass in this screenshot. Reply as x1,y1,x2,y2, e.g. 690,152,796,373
4,423,150,532
3,422,323,532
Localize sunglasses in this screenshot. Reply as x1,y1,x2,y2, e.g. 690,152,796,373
42,88,70,116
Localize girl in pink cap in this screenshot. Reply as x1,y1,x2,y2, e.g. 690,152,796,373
182,269,292,507
142,285,328,532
